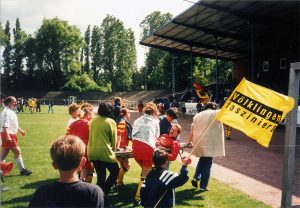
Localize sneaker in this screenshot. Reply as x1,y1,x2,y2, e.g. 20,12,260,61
133,200,141,207
191,178,198,188
20,168,32,176
1,162,14,176
199,188,209,192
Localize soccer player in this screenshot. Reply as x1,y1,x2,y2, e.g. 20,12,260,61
0,96,32,176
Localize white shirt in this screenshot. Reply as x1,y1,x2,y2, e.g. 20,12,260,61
0,107,19,134
132,114,160,149
192,109,225,157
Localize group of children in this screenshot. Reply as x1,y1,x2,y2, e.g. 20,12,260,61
32,99,191,207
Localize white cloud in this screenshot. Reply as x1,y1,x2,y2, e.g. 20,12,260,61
1,0,191,68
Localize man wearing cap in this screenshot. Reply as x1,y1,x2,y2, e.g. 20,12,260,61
159,108,178,135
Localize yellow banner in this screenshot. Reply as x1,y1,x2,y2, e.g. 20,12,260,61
216,78,294,147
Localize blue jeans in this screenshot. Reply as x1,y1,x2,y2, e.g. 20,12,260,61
193,157,213,189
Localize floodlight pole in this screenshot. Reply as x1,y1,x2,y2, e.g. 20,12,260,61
281,62,300,207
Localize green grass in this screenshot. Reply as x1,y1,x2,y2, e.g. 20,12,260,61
1,106,270,208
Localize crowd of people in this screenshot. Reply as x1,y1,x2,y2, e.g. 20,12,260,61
0,94,227,207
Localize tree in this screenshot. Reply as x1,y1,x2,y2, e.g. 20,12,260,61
100,15,136,91
61,73,104,92
2,21,12,91
140,11,172,90
90,26,101,81
35,18,82,90
0,22,8,46
83,25,91,74
12,18,28,89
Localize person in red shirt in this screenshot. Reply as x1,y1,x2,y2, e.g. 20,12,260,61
156,124,181,169
116,108,132,189
68,106,94,182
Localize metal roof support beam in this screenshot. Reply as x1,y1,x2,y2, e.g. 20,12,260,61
215,35,219,102
172,20,249,42
190,46,193,97
251,23,255,82
153,34,246,55
139,41,234,61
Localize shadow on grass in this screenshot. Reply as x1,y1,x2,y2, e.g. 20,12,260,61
1,194,31,206
21,178,57,189
2,179,57,206
108,184,205,207
176,188,205,207
108,183,137,207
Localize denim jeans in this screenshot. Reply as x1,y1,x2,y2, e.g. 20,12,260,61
193,157,213,189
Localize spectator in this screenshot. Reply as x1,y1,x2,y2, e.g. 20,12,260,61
189,102,225,191
88,102,119,203
140,149,191,207
29,135,104,207
159,108,178,135
48,100,54,114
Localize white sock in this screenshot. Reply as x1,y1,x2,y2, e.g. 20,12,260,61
15,158,25,171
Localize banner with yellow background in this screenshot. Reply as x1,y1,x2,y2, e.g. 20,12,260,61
216,78,294,147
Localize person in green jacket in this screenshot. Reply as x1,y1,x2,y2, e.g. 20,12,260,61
88,102,119,198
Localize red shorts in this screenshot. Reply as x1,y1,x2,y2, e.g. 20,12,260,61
132,140,154,168
1,133,18,148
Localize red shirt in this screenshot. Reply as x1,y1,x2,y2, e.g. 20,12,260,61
117,120,129,148
69,119,89,145
156,134,180,161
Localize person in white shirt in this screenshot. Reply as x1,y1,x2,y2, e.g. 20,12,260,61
132,102,160,206
0,96,32,176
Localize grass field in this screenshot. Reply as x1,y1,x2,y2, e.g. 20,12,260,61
0,105,270,207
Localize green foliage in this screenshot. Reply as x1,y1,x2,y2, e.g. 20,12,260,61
0,22,8,46
35,17,82,90
140,11,172,40
99,15,136,91
61,73,107,92
83,25,91,74
140,11,172,90
2,21,13,91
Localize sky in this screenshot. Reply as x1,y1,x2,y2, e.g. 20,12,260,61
1,0,193,68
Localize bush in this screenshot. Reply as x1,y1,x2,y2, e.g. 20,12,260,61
61,73,104,92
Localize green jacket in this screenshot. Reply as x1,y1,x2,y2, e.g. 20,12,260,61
88,116,117,163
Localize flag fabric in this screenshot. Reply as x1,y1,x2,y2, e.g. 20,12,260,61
193,82,209,99
216,78,294,147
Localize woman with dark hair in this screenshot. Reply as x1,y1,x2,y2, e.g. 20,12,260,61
88,102,119,202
